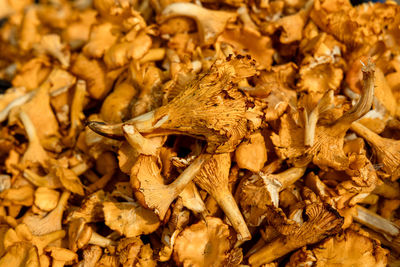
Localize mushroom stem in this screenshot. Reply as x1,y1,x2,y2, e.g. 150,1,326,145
169,155,209,195
0,90,35,123
373,181,400,199
86,121,124,139
261,166,307,207
122,124,159,156
248,236,296,266
273,166,307,189
194,153,251,241
19,110,49,166
338,60,375,126
19,110,41,149
23,162,89,189
139,48,166,63
23,169,62,188
86,171,114,193
353,205,400,238
70,162,91,176
65,80,86,146
304,90,334,146
350,122,382,147
248,203,343,266
87,110,157,139
132,154,208,220
89,231,116,247
213,190,251,242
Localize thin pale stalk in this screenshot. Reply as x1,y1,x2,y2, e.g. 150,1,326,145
338,60,375,125
170,154,210,195
23,169,61,188
354,205,400,237
89,232,116,247
274,166,307,189
19,111,41,145
351,121,383,147
0,90,35,122
87,110,157,139
213,190,251,241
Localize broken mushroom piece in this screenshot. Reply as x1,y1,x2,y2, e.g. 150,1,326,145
234,131,268,172
0,89,35,123
103,201,160,237
194,153,251,242
238,164,307,226
259,166,307,208
33,34,70,68
161,3,237,45
44,247,78,267
89,56,257,153
34,187,60,212
350,122,400,181
248,202,343,266
131,154,208,220
173,217,234,267
178,181,207,214
159,198,190,262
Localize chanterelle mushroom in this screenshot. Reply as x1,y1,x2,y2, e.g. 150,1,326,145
1,0,400,265
173,217,234,267
45,247,78,267
0,242,39,267
131,154,208,220
161,3,237,45
103,201,160,237
304,60,375,170
88,56,258,153
288,228,388,267
248,202,343,266
194,153,251,242
68,218,116,252
351,121,400,181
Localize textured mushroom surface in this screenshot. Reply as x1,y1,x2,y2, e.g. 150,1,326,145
0,0,399,266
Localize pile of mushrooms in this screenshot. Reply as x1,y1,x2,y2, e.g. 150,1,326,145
0,0,400,266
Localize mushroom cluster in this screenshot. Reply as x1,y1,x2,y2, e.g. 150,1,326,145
0,0,400,266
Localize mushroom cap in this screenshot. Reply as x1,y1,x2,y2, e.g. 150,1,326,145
173,217,232,267
45,246,78,262
103,201,160,237
288,229,388,267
